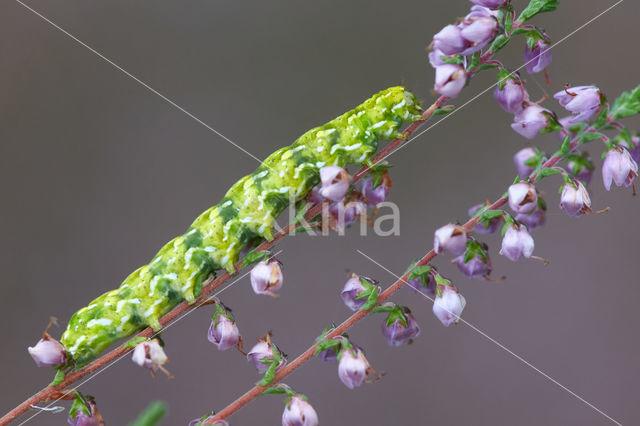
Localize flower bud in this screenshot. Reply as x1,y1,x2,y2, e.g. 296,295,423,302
318,166,351,202
499,224,535,262
434,223,467,255
511,104,551,139
381,310,420,347
559,180,591,217
469,0,508,8
317,335,346,363
68,397,102,426
406,273,436,297
247,341,286,373
341,275,379,311
524,36,552,74
428,48,447,68
434,64,467,99
452,241,492,280
362,173,391,206
494,77,528,115
515,205,546,230
508,182,537,214
433,25,466,55
513,147,538,178
131,339,170,376
554,86,602,124
28,336,67,368
250,259,283,296
468,203,503,234
282,396,319,426
338,348,369,389
459,10,498,55
208,314,240,351
602,147,638,191
432,286,466,327
327,199,367,231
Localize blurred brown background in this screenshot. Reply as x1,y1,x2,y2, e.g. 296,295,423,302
1,0,638,424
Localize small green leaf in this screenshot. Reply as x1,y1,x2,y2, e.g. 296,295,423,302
441,54,464,65
128,401,167,426
490,34,510,53
518,0,559,22
609,85,640,120
560,135,571,154
240,250,270,268
261,387,288,396
432,105,455,116
50,369,66,386
258,362,277,386
538,167,562,178
467,52,480,71
360,286,380,311
122,336,147,350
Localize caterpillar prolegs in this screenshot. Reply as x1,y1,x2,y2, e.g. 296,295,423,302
60,87,423,365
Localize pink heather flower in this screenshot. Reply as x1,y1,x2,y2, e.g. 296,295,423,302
306,185,324,205
327,199,367,231
469,0,508,8
468,203,503,234
247,341,286,373
452,252,491,280
513,147,538,178
508,182,538,214
433,286,466,327
559,180,592,217
28,336,67,368
434,223,467,255
428,48,447,68
434,64,467,98
341,276,379,311
338,349,369,389
318,166,351,202
515,206,546,230
362,173,391,206
406,273,436,296
381,312,421,346
494,77,528,115
524,37,552,74
500,225,535,262
207,315,240,351
554,86,602,124
511,104,551,139
282,396,319,426
602,147,638,191
459,8,498,55
433,25,466,55
131,339,170,375
68,399,102,426
250,259,283,296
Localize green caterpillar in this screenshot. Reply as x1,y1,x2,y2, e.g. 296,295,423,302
60,87,423,366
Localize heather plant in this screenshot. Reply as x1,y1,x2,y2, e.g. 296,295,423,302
4,0,639,425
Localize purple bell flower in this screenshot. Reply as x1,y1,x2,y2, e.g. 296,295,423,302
602,147,638,191
362,173,391,206
338,348,370,389
67,400,102,426
381,311,420,346
208,315,240,351
554,86,602,124
131,339,171,377
524,37,552,74
250,259,283,296
511,104,552,139
559,180,592,217
515,205,546,230
494,77,528,115
247,341,286,373
428,48,448,68
433,25,466,55
513,147,538,178
434,223,467,255
341,275,379,311
282,396,319,426
468,203,503,234
433,286,466,327
459,8,498,55
452,252,491,280
318,166,351,202
500,224,535,262
434,64,467,98
327,199,367,231
508,182,538,214
28,336,67,368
